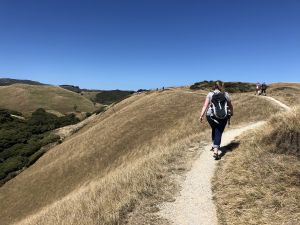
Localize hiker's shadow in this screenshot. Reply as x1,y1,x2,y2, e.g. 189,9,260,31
218,141,240,159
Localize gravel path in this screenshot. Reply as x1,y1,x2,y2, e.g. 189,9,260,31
159,122,265,225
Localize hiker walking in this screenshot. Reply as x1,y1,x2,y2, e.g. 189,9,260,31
261,82,267,96
255,82,261,95
199,81,234,159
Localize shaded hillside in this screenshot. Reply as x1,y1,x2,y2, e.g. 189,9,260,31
95,90,135,105
59,85,81,93
59,85,135,105
0,78,45,86
0,84,97,115
0,88,280,225
190,80,256,93
81,90,135,105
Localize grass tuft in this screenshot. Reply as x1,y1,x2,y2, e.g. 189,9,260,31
263,107,300,157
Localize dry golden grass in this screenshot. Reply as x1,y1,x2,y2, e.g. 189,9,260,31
268,83,300,106
81,90,100,102
0,84,96,115
0,90,207,225
0,88,282,225
213,107,300,225
230,93,279,124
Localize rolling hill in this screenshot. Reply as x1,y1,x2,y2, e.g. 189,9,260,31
0,83,285,225
0,78,45,86
59,84,135,105
0,84,97,116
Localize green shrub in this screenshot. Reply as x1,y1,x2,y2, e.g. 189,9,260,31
0,171,5,180
27,149,47,166
0,108,79,182
0,110,13,123
28,108,59,133
59,85,81,93
0,108,23,116
0,156,28,176
40,134,61,146
58,113,80,127
94,106,106,115
190,81,256,93
19,143,42,157
0,143,27,160
28,109,79,134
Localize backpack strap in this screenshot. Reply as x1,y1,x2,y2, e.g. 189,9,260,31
209,115,220,124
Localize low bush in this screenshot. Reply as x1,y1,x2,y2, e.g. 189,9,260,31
0,156,28,177
93,106,106,115
0,108,23,116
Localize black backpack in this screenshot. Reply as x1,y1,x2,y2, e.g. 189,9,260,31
211,92,228,119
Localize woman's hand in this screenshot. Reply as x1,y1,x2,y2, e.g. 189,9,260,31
199,115,204,123
199,97,209,124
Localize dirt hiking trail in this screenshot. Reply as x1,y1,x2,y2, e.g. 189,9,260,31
158,97,290,225
159,122,265,225
262,96,291,110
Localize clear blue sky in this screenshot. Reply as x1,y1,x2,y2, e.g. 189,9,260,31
0,0,299,90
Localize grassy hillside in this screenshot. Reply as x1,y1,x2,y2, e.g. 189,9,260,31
213,108,300,225
0,84,97,115
213,86,300,225
80,90,100,103
268,83,300,106
0,87,280,225
59,84,135,105
0,78,45,86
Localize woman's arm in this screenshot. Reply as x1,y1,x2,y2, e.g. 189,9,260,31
199,97,210,123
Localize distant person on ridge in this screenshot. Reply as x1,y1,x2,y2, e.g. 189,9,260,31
255,82,261,95
261,82,267,96
199,81,234,159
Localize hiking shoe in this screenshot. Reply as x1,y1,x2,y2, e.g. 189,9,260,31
213,147,219,159
213,152,219,160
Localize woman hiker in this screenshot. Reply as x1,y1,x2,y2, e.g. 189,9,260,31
199,81,234,159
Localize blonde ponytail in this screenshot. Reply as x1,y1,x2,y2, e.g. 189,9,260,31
213,80,224,93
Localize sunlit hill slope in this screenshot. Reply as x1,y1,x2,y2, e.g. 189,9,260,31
0,84,96,115
0,84,291,225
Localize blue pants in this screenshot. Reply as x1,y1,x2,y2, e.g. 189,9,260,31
206,116,227,149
